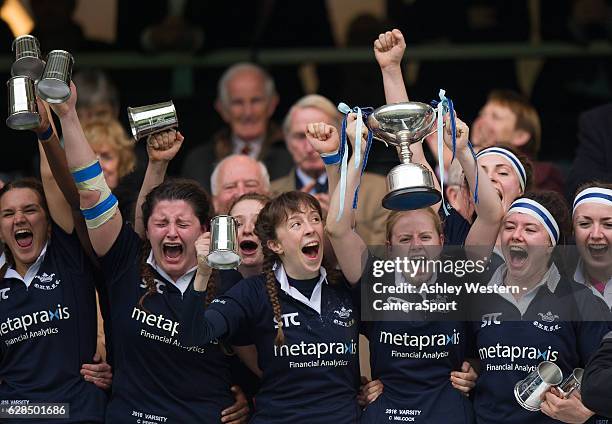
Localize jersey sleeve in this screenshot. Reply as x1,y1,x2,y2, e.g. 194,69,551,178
179,277,263,347
582,333,612,418
442,207,471,247
566,285,612,364
48,220,88,272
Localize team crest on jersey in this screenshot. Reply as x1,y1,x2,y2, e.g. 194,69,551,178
333,306,355,327
533,311,561,332
140,278,166,294
334,306,352,319
538,311,559,322
431,294,452,314
33,273,61,290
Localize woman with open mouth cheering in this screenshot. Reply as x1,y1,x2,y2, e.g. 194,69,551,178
572,183,612,310
0,101,106,422
179,189,362,423
50,81,249,423
470,190,612,423
317,101,502,423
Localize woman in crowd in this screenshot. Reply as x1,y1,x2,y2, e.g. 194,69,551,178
0,103,106,422
82,119,135,191
180,189,362,423
50,82,249,423
572,182,612,309
315,104,499,422
229,193,270,279
470,190,611,423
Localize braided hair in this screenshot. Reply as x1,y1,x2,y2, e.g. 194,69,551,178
254,191,329,346
137,179,214,309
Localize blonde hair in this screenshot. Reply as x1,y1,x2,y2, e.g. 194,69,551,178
83,119,136,179
385,208,443,243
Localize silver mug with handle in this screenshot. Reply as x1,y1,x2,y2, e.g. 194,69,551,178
11,35,45,80
127,101,178,141
207,215,241,270
6,76,41,130
36,50,74,104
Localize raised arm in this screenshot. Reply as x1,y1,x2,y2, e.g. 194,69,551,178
374,29,441,208
35,101,73,233
374,29,408,104
322,115,368,284
49,82,121,256
35,99,98,262
442,115,504,249
180,233,246,347
134,130,184,238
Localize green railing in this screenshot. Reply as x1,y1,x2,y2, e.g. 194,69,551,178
1,42,611,69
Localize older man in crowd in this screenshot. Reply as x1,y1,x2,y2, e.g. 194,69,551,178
211,154,271,214
271,94,389,245
182,62,292,193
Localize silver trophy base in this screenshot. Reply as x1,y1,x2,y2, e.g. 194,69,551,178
6,111,41,130
207,250,242,270
382,163,441,210
514,382,541,412
11,57,45,81
36,79,71,104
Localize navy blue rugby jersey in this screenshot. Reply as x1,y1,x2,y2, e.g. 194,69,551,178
0,222,106,423
468,264,612,424
441,207,472,247
181,263,361,424
99,222,236,423
358,253,475,424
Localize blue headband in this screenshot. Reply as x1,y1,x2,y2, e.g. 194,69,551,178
573,187,612,214
477,147,526,191
508,198,560,245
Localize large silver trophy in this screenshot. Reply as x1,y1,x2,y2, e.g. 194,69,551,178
367,102,441,210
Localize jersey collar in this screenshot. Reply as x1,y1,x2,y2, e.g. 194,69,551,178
146,250,196,295
3,243,49,288
488,262,560,315
274,262,328,314
574,258,612,308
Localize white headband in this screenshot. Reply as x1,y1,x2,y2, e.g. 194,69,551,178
508,198,560,245
572,187,612,214
477,147,527,191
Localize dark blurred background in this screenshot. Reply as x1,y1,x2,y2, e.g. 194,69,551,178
1,0,611,180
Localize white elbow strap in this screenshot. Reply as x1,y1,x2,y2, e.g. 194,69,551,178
70,160,118,229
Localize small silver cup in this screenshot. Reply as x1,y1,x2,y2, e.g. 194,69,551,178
558,368,583,398
11,35,45,80
6,76,41,130
514,361,563,411
36,50,74,104
127,101,178,141
207,215,241,270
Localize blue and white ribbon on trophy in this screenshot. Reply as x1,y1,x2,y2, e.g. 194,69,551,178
431,89,479,216
335,102,374,221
